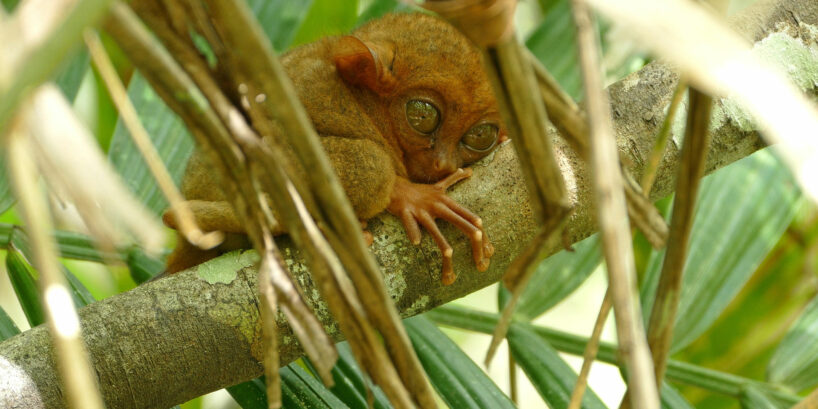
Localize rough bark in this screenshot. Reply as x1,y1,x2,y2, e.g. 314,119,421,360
1,0,816,407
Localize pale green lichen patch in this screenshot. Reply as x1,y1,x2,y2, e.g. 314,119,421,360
753,32,818,91
197,250,259,284
709,30,818,134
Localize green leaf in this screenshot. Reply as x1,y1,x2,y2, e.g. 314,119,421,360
227,377,268,409
281,364,350,409
0,223,122,262
247,0,315,51
1,0,19,12
406,315,515,409
507,323,607,409
0,156,14,214
54,51,90,102
516,233,601,320
536,0,562,15
126,247,165,284
230,365,354,409
428,305,801,406
525,0,582,100
661,383,694,409
5,226,97,312
304,342,392,409
108,73,195,216
64,266,96,307
640,149,801,352
672,209,818,408
290,0,358,47
0,306,21,341
767,295,818,391
357,0,414,25
740,386,784,409
5,246,45,327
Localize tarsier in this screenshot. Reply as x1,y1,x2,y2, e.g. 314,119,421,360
164,13,506,285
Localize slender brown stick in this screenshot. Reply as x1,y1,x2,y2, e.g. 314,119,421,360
570,0,659,408
486,40,571,221
646,89,713,382
641,81,687,196
84,29,222,250
508,344,518,403
0,0,113,135
528,53,669,249
6,117,105,409
567,289,613,409
485,213,568,365
258,245,282,409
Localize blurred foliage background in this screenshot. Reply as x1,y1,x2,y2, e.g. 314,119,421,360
1,0,816,408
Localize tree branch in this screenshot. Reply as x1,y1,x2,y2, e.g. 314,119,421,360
1,0,816,407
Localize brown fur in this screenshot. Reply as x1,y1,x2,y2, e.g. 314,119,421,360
165,13,504,275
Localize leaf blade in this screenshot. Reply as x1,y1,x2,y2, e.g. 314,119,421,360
406,315,515,409
517,233,601,319
767,295,818,391
640,150,801,352
507,323,607,409
107,73,195,216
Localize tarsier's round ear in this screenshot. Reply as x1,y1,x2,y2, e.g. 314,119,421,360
333,36,397,95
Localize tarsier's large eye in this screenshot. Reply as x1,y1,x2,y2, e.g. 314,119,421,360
462,123,499,152
406,99,440,134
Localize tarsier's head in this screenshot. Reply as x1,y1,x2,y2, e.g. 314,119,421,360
333,13,507,183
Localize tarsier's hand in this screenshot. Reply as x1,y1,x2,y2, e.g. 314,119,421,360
387,168,494,285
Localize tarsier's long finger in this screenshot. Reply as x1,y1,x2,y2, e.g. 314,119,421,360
440,194,483,227
482,231,495,258
417,210,456,284
400,208,423,245
435,168,472,190
433,202,488,271
438,195,493,265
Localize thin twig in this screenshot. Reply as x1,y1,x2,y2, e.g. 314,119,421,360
6,117,105,409
486,213,568,365
0,0,113,135
528,52,668,249
570,0,659,408
646,89,713,382
486,41,571,221
641,80,687,196
469,23,572,370
84,29,223,250
258,245,282,409
567,289,612,409
508,344,518,403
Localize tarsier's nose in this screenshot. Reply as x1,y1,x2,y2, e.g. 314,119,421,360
433,158,457,176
